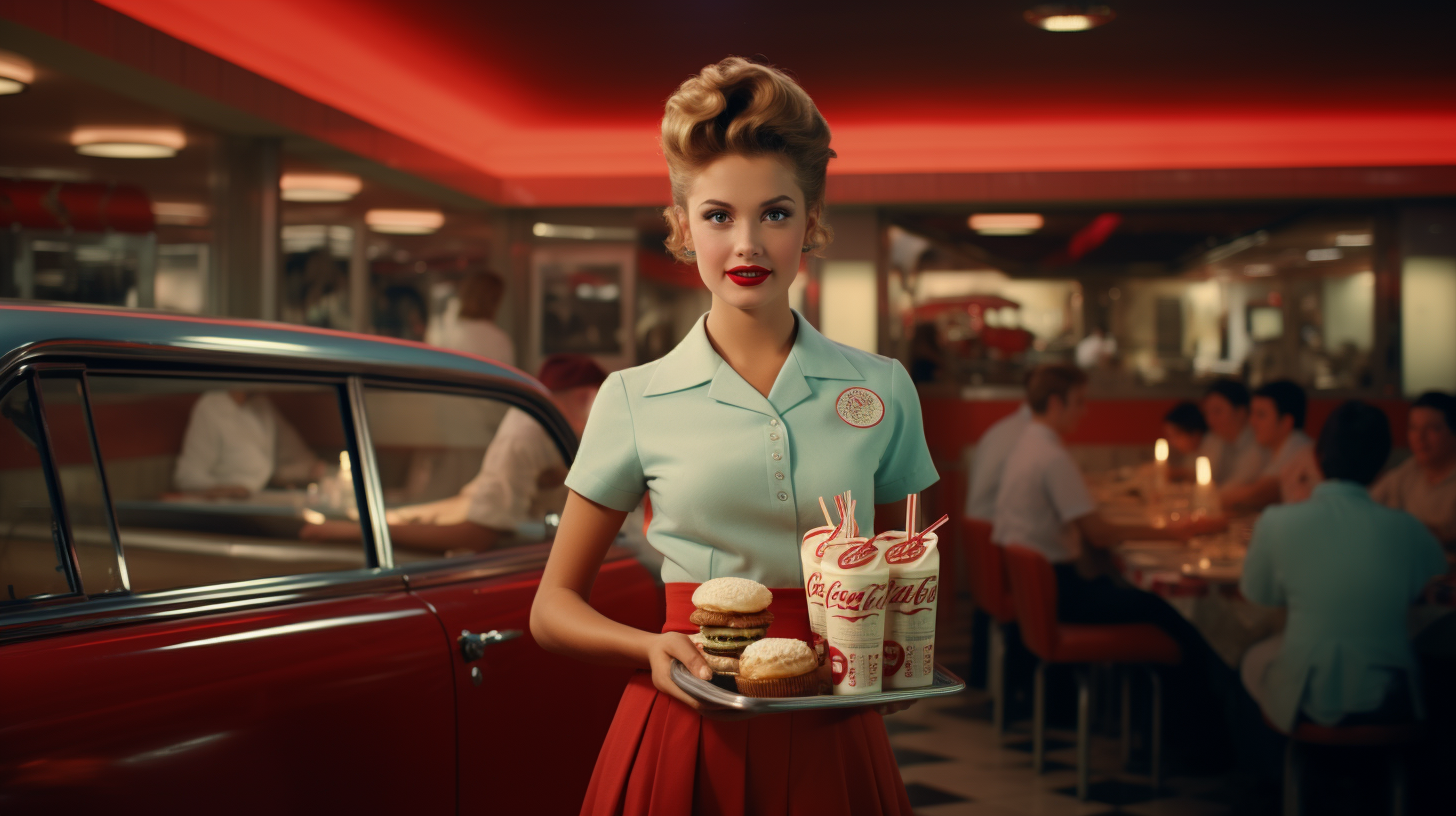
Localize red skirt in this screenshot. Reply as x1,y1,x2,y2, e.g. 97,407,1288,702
580,583,913,816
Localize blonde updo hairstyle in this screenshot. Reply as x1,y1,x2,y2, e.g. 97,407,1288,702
661,57,835,263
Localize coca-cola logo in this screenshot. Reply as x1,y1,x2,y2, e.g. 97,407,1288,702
885,538,927,565
825,579,889,612
836,542,878,569
883,640,905,676
829,646,847,685
805,571,825,600
886,575,939,607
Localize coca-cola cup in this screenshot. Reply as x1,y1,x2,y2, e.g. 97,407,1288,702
874,530,940,689
820,537,889,696
800,525,836,661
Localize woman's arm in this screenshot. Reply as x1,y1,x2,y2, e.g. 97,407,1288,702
531,490,713,708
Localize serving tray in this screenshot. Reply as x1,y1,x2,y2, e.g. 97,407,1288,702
671,661,965,713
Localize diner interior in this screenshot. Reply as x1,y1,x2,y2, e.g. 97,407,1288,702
3,0,1456,813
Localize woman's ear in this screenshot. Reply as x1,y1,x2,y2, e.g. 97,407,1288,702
804,205,821,251
673,206,693,252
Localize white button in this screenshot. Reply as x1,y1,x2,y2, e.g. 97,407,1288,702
777,492,788,501
775,471,784,480
772,452,781,460
770,419,779,426
769,433,779,441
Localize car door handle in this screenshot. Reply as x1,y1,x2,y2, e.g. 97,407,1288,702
458,629,522,663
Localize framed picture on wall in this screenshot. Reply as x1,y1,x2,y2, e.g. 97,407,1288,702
529,244,636,373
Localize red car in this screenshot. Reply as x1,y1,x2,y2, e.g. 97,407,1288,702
0,302,660,814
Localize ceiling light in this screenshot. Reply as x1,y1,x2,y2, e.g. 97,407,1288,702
1244,263,1276,277
0,50,34,95
281,172,362,202
72,127,185,159
1306,248,1344,262
532,222,636,241
151,201,209,226
1025,4,1115,32
365,209,444,235
1335,232,1373,247
969,213,1044,236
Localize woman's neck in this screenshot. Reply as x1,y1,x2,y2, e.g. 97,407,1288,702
703,298,797,398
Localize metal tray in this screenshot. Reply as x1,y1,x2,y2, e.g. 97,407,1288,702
670,661,965,713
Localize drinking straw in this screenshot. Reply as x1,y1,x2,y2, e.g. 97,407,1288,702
819,496,834,528
910,514,950,544
905,493,918,540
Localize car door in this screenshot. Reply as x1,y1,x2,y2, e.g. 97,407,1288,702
356,382,663,816
0,361,457,814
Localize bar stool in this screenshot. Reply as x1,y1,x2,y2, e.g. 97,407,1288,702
965,518,1016,732
1278,718,1422,816
1002,545,1181,800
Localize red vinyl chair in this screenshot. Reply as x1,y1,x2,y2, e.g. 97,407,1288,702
1002,545,1181,800
1278,718,1422,816
964,518,1017,733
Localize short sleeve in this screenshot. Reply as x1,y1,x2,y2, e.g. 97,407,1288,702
564,372,647,512
1240,513,1285,607
1045,450,1095,523
873,360,940,503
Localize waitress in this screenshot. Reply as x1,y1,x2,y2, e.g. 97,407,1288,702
530,56,938,816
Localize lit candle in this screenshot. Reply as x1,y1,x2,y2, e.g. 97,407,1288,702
1196,456,1212,486
1155,438,1169,463
1194,455,1216,517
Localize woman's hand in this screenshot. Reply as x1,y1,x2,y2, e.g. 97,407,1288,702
874,700,917,716
647,632,715,709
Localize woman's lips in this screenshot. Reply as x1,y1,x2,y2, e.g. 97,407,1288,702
726,266,772,287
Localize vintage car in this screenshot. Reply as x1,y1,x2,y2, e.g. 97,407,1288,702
0,301,660,814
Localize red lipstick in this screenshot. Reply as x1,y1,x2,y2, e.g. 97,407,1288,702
726,265,772,287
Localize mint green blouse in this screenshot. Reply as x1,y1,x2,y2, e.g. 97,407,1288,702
565,311,939,587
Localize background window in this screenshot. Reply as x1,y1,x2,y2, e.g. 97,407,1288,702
0,380,72,603
363,388,565,561
86,375,367,594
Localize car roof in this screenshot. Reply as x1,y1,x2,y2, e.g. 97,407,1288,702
0,301,544,392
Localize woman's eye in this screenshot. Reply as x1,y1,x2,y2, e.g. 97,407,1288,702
764,209,790,222
705,211,730,224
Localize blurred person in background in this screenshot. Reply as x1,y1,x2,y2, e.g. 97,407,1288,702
1201,378,1267,488
1240,401,1446,742
173,390,326,498
1074,323,1116,369
437,270,515,366
1221,379,1310,513
965,381,1032,522
304,355,604,552
375,285,428,341
1161,400,1211,479
1372,391,1456,551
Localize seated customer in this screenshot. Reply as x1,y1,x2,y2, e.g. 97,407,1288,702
1220,379,1311,513
993,364,1222,660
1201,378,1267,487
1372,391,1456,550
965,396,1032,521
173,390,324,499
1162,400,1210,480
1240,401,1447,733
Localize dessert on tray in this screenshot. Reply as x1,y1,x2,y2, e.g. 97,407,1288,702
735,638,819,698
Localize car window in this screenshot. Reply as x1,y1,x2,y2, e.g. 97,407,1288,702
361,387,566,563
35,372,126,595
0,379,72,603
85,375,369,594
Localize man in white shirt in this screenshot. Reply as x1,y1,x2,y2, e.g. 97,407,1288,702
1200,379,1267,488
1371,391,1456,548
965,402,1031,521
173,390,324,498
436,271,516,366
1221,380,1312,513
1074,327,1116,369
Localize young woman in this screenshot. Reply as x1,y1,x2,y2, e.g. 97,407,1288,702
530,58,938,815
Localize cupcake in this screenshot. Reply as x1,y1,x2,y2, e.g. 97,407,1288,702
734,638,820,698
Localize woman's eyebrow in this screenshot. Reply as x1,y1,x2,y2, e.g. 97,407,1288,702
760,195,794,207
699,199,734,210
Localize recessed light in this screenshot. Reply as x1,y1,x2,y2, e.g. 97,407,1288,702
1306,248,1344,262
0,50,34,95
366,209,444,235
281,172,362,202
1025,4,1115,32
1335,232,1372,247
73,127,185,159
532,222,636,241
151,201,209,226
969,213,1044,236
1244,263,1276,277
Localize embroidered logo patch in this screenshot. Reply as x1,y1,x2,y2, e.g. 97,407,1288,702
836,387,885,428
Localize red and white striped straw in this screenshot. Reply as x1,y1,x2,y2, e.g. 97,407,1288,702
905,493,918,540
911,513,949,544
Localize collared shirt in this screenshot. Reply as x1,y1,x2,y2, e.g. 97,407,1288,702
1241,481,1447,731
173,391,314,492
965,403,1032,521
992,421,1095,564
462,407,565,531
1203,425,1266,488
565,311,939,586
1371,457,1456,542
1261,429,1313,480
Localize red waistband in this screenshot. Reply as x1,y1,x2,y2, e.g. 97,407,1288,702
663,583,812,642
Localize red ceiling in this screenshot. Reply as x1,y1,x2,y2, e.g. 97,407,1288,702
93,0,1456,205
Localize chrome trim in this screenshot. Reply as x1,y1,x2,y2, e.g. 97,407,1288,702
348,376,392,570
78,370,132,593
23,371,84,594
398,543,640,590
